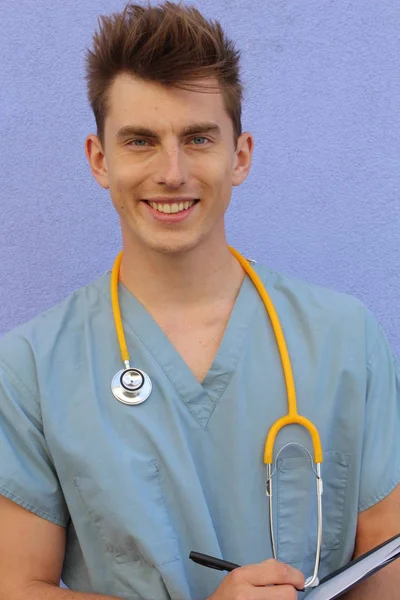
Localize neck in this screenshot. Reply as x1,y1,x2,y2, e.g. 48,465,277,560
118,234,245,311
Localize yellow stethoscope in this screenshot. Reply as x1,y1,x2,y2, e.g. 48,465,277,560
110,247,323,589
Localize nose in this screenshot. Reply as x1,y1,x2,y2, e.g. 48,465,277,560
153,146,189,188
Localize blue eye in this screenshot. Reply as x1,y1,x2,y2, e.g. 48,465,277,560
191,137,209,145
130,139,148,146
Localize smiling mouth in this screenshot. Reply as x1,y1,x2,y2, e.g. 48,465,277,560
144,199,199,214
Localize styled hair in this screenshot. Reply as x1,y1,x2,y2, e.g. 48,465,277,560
85,1,244,149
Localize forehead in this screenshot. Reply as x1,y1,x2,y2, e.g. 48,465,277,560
105,73,230,135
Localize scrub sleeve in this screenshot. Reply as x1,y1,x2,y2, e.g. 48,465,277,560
0,357,69,527
358,308,400,512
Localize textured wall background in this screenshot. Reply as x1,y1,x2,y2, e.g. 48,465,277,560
0,0,399,354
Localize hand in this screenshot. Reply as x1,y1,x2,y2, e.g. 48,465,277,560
207,559,305,600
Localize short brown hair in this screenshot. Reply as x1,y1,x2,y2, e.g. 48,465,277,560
85,1,244,149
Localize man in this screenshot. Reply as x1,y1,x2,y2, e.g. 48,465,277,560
0,2,399,599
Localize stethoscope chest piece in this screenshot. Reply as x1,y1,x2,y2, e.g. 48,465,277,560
111,368,152,405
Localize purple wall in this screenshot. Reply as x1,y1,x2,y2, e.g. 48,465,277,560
1,0,399,353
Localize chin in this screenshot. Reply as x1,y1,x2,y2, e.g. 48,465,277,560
143,234,203,256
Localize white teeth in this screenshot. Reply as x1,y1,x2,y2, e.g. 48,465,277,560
149,200,196,214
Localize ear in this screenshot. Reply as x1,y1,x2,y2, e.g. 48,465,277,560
231,132,254,187
84,134,110,190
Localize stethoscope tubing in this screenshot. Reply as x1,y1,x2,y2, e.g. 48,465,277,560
109,247,324,586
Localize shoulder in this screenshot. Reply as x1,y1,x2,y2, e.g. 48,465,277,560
0,272,111,384
254,261,365,315
253,262,382,356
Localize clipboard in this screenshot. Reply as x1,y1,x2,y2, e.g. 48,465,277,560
306,533,400,599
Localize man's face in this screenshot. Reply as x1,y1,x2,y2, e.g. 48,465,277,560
86,73,253,255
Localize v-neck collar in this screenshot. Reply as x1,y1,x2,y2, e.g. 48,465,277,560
100,268,265,428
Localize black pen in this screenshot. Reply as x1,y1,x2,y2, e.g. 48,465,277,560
189,551,306,592
189,551,240,572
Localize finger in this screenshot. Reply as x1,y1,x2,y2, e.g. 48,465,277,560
255,584,299,600
230,559,305,589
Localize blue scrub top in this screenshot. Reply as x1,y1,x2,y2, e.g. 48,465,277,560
0,262,399,599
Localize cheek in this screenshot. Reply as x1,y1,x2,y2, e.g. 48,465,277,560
108,178,130,215
109,165,131,191
108,166,136,205
215,161,235,193
195,155,233,190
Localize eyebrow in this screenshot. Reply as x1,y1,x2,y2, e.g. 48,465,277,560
115,122,221,142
